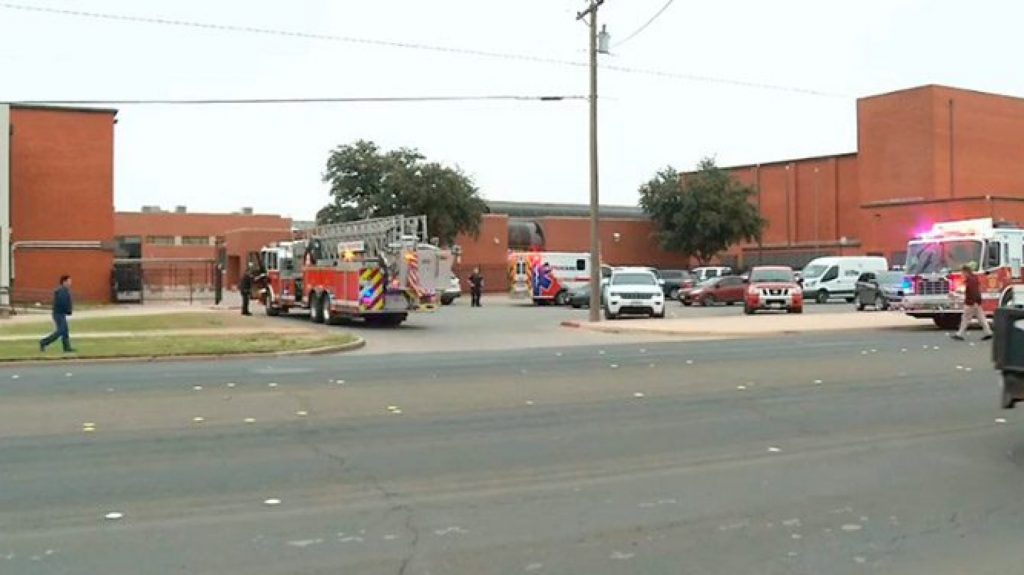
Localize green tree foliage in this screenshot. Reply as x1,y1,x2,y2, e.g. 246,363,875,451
639,158,766,265
317,140,487,246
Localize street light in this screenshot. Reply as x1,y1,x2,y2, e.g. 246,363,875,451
577,1,610,322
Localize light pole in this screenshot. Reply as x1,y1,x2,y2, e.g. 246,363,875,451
577,0,610,322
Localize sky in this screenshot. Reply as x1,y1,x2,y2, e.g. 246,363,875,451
3,0,1024,221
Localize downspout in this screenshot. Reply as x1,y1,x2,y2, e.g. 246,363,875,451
0,104,10,310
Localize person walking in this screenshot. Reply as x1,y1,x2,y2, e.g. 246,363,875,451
469,267,484,308
952,263,993,341
239,265,254,316
39,275,75,353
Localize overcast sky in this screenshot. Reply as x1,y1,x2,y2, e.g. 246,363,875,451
2,0,1022,220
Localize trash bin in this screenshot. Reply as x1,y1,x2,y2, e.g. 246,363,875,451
993,307,1024,408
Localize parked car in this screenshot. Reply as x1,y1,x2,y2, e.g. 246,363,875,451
659,269,695,299
603,268,666,320
853,270,907,311
441,274,461,305
743,266,803,314
800,256,888,304
692,266,733,282
568,283,603,308
685,275,746,306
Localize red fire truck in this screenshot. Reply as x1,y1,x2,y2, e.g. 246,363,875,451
257,215,452,326
902,218,1024,329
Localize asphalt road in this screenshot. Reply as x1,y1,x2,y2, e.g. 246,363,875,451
1,327,1018,574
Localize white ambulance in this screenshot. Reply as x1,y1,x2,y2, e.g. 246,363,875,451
507,251,610,305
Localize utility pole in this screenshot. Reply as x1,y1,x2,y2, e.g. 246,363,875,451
577,0,608,322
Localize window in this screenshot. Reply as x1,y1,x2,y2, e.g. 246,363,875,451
146,235,174,246
576,259,586,271
986,241,1001,269
845,269,861,277
822,266,839,282
857,272,875,283
706,269,720,278
182,236,211,246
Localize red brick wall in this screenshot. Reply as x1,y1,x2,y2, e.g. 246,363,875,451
115,212,291,237
10,107,116,302
857,87,936,204
454,214,509,292
538,217,690,268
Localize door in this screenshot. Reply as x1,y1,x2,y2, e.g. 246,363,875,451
821,265,839,291
856,272,877,302
720,276,745,302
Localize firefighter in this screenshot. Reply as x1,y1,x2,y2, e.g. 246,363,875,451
469,267,484,307
952,262,993,341
239,264,255,316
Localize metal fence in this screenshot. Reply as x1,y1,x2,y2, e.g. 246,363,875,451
114,259,221,304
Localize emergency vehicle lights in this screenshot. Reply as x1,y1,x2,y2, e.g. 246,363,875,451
920,218,994,239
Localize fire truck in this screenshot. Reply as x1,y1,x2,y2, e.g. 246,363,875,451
902,218,1024,329
257,215,452,326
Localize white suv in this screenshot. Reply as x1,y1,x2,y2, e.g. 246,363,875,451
603,268,666,320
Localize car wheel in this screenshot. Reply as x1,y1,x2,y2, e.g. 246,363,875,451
554,290,570,306
788,306,803,314
932,315,960,330
854,294,865,311
743,305,755,315
726,301,735,306
604,306,618,320
874,294,887,311
571,302,581,309
668,288,680,300
441,295,454,306
1002,373,1021,409
815,290,829,304
653,310,665,319
682,300,692,307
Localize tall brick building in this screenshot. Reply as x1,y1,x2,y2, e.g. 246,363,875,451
1,104,117,304
725,85,1024,268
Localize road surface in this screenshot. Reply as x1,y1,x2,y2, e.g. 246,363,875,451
1,328,1019,574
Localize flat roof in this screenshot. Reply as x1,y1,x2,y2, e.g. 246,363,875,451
487,200,646,219
858,83,1024,104
7,103,119,116
716,151,857,172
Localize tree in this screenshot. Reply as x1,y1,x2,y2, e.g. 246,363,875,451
317,140,487,246
638,158,766,265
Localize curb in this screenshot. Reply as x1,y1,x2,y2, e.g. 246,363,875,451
0,337,366,366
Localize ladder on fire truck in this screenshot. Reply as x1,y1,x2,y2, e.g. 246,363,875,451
305,215,428,264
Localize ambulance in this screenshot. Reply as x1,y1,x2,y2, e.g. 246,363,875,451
901,218,1024,329
507,251,610,305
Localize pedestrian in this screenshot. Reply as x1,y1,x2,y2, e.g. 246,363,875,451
952,262,993,341
239,264,254,316
39,274,76,353
469,267,484,307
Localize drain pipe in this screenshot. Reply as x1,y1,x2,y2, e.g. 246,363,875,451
0,104,10,310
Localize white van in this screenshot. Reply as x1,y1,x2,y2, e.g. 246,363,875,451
800,256,888,303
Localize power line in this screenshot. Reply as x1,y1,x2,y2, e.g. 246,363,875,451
613,0,675,49
0,1,851,99
12,94,585,106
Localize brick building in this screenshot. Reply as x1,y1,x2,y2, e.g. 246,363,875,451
724,85,1024,268
455,202,691,292
114,207,292,292
1,104,117,304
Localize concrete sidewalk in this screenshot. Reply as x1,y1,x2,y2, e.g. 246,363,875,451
0,326,314,342
564,310,924,337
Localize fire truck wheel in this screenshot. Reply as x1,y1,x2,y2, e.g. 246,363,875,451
265,305,280,317
313,295,326,324
932,315,960,330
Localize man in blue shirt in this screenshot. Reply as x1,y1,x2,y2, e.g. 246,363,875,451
39,275,75,353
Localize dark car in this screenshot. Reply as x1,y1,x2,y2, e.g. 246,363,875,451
853,270,907,311
683,275,746,306
659,269,695,300
568,283,605,309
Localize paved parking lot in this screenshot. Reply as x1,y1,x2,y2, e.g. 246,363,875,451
274,293,873,355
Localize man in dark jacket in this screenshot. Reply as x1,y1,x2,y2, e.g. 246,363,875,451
469,268,484,307
39,275,75,353
952,263,993,341
239,265,254,316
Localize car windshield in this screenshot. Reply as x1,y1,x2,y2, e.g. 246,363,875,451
802,264,829,278
905,240,981,274
750,269,794,283
696,278,718,288
612,273,656,286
